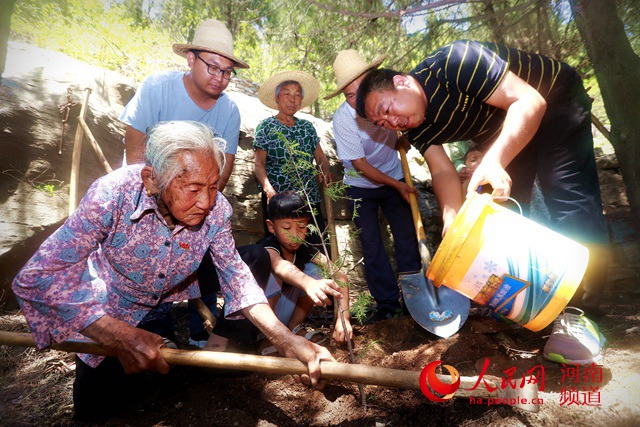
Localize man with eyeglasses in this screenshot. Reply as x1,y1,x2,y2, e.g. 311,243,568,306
119,19,250,350
120,18,247,192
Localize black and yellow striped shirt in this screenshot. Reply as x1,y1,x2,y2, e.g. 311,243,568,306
407,40,576,154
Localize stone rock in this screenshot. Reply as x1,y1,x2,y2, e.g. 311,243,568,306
0,42,130,254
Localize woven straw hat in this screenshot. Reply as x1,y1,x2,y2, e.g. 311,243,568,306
324,50,387,100
258,70,320,110
173,19,249,69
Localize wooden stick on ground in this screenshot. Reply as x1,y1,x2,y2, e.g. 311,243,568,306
78,119,113,174
0,330,540,412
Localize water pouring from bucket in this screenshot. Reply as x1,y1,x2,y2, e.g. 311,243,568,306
427,192,589,332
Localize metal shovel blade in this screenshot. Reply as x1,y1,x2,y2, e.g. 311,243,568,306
400,271,470,338
397,145,470,338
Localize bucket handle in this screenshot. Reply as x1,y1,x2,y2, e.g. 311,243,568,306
495,196,524,216
477,186,524,216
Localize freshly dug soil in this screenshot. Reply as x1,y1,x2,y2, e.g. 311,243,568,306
1,274,639,426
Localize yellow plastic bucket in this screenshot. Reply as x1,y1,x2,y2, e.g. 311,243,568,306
426,193,589,331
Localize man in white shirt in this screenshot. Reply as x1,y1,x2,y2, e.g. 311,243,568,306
326,50,421,321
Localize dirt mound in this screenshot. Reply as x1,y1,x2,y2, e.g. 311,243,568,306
2,284,640,426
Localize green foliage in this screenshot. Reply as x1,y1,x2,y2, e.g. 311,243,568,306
35,183,58,197
350,292,374,325
9,0,636,121
4,167,63,198
617,0,640,56
11,0,180,82
277,130,359,262
356,337,383,360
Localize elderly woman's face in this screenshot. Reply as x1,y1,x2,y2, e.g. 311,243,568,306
275,82,303,116
162,151,219,226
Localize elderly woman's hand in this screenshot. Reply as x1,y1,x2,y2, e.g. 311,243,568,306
284,335,335,389
265,187,278,203
81,316,170,375
243,303,335,389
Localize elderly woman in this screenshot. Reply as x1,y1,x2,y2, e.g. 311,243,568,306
254,70,331,245
12,121,332,421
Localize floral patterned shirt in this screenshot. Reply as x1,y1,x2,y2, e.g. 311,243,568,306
12,165,267,367
253,116,321,204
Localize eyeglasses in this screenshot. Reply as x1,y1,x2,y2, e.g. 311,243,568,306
192,51,236,80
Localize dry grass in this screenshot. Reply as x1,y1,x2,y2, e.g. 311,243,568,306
0,310,75,424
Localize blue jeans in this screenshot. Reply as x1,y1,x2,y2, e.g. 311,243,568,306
347,182,422,311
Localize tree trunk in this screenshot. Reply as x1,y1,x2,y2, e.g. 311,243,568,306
570,0,640,226
482,0,505,44
0,0,16,80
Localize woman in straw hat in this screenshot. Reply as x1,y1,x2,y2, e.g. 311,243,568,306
254,71,331,246
326,50,421,322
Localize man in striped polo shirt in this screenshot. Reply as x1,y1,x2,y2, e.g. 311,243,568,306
356,40,607,365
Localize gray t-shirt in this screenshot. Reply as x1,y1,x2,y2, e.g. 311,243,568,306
119,70,240,155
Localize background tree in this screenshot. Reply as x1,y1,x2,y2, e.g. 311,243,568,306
0,0,16,79
570,0,640,223
5,0,639,216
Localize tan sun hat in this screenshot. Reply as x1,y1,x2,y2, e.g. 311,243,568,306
172,19,249,69
324,50,387,100
258,70,320,110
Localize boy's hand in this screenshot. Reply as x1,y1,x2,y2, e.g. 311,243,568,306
458,167,472,182
332,315,353,343
302,279,343,306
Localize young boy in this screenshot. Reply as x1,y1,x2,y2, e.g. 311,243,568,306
460,146,485,193
259,191,352,352
326,49,422,321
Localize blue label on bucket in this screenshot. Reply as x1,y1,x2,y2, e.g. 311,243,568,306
433,194,588,329
486,275,531,316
